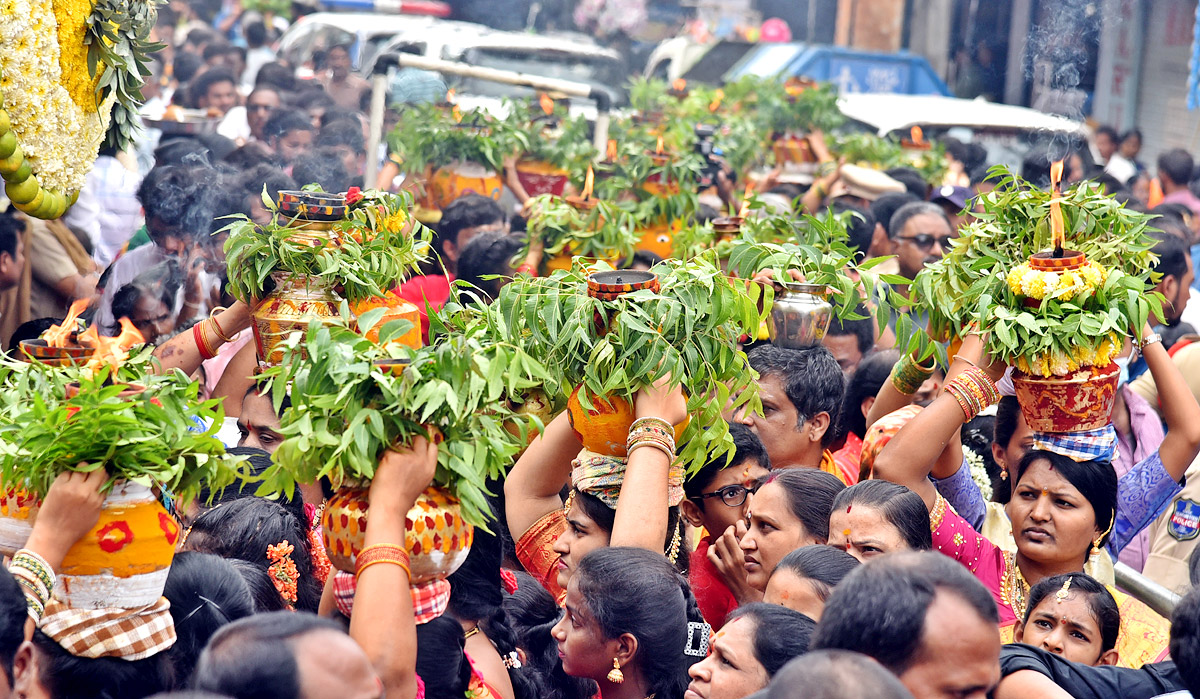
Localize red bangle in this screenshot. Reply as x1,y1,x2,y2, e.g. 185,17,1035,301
194,323,215,360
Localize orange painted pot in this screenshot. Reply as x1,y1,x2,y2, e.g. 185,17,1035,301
322,484,473,583
55,481,178,609
771,134,816,164
515,159,569,197
352,294,423,348
251,273,344,368
636,219,682,259
0,488,39,557
1011,363,1120,433
429,161,503,210
565,386,689,457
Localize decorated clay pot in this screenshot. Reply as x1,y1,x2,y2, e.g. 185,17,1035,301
64,382,146,400
636,219,682,259
712,216,743,243
586,270,660,301
768,282,834,349
1011,362,1120,433
18,338,93,367
429,161,503,210
322,484,474,583
353,294,422,348
515,159,569,197
251,273,344,367
278,190,347,221
0,488,39,557
771,134,815,164
1028,250,1087,271
565,386,688,457
55,481,178,609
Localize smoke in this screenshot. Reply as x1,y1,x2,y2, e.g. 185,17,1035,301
1024,0,1101,162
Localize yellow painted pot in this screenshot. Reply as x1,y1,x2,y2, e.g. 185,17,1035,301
565,386,689,457
322,484,473,584
352,293,423,349
636,219,682,259
251,273,344,367
0,488,39,557
429,161,503,210
55,481,178,609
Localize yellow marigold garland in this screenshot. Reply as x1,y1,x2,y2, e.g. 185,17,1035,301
1006,260,1107,302
1011,332,1122,378
53,0,102,112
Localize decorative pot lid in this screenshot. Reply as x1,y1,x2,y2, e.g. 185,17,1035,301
587,270,660,299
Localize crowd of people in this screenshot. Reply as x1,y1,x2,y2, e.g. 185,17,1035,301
4,2,1200,699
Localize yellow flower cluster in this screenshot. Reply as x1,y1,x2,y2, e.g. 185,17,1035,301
0,0,111,194
1012,332,1122,377
1006,260,1107,301
54,0,103,112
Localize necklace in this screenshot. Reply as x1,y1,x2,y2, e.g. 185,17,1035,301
1002,552,1031,619
464,624,480,640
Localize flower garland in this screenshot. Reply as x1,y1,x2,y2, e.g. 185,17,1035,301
1010,332,1123,378
267,540,299,609
1006,259,1107,302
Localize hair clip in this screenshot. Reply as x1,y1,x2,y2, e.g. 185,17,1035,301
502,651,523,669
267,540,299,609
684,621,712,657
1055,576,1072,604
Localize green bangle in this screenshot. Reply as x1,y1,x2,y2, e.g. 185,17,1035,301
891,353,936,395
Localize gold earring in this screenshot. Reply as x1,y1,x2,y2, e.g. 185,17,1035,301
607,658,624,684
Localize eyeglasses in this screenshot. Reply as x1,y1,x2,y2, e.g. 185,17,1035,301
898,233,954,251
695,483,758,508
247,104,275,113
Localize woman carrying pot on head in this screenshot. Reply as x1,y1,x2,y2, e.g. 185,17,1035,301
871,331,1200,667
504,379,689,603
708,469,845,601
551,547,708,699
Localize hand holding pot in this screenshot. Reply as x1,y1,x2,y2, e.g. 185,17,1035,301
370,435,439,516
24,468,107,570
634,378,688,428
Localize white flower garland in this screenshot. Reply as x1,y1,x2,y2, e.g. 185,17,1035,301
0,0,110,194
964,447,994,502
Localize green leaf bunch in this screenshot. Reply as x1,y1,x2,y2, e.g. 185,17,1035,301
493,99,598,181
486,254,766,474
389,102,506,173
222,188,431,305
831,132,948,185
85,0,163,150
0,349,245,502
257,315,551,529
522,194,640,263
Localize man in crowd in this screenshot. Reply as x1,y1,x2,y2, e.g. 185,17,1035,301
263,109,315,167
191,68,240,119
823,314,874,376
1159,148,1200,217
886,201,955,287
320,44,370,111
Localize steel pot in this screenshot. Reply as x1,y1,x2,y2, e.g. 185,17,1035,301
768,282,833,349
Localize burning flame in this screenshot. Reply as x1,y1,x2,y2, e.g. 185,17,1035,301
709,89,724,113
606,139,618,161
539,93,554,116
43,298,91,347
582,166,595,200
452,105,463,123
910,126,924,145
672,78,687,93
739,184,753,219
655,136,664,155
445,89,456,103
1050,159,1065,253
79,318,145,374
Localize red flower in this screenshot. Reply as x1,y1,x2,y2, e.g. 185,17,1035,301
64,406,80,420
150,398,163,408
346,186,363,205
97,521,134,553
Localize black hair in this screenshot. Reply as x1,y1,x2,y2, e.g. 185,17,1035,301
827,311,874,357
328,42,352,58
811,551,999,673
415,615,473,699
0,210,20,259
319,108,360,128
1152,202,1192,226
290,148,352,194
502,571,597,699
760,469,845,543
726,603,816,677
194,611,345,699
225,558,288,613
1150,229,1191,280
868,192,919,238
244,20,267,48
942,137,969,165
1020,146,1055,189
0,570,26,683
994,396,1020,449
1014,450,1117,555
1090,173,1126,195
183,497,321,612
620,249,665,270
292,88,335,111
456,231,522,304
766,650,914,699
888,201,950,240
1172,587,1200,695
446,525,532,697
1121,128,1143,145
1160,148,1195,187
236,164,295,209
883,167,928,199
195,447,305,523
263,109,315,142
1023,573,1119,653
224,143,281,171
437,194,505,257
33,628,173,698
10,318,59,351
684,421,770,499
316,119,366,155
1095,125,1119,143
774,545,860,603
190,68,237,106
573,548,704,699
254,62,296,93
201,41,233,63
138,161,222,241
827,202,875,261
747,345,845,445
173,51,204,86
969,165,1003,188
571,490,688,574
185,27,218,49
165,552,256,686
830,480,932,551
962,412,1002,503
838,349,896,440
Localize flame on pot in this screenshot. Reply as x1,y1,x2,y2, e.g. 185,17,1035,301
910,126,925,146
709,89,724,113
606,139,618,162
79,318,145,374
739,184,753,219
673,78,687,93
452,105,463,123
445,88,456,103
1050,159,1065,253
42,298,91,347
655,136,664,155
582,166,595,200
539,92,554,116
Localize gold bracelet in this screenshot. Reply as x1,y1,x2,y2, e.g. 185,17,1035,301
951,354,979,369
356,557,412,579
208,315,235,343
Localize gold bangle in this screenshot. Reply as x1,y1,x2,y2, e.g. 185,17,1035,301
208,316,235,344
356,558,411,579
951,354,979,369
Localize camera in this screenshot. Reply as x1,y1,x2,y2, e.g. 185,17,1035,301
693,123,732,190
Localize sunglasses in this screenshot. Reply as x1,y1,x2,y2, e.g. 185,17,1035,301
899,233,954,251
695,483,759,508
247,104,276,113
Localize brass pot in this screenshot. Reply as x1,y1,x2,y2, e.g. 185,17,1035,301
251,273,344,368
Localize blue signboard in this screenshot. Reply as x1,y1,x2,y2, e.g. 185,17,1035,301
726,44,950,96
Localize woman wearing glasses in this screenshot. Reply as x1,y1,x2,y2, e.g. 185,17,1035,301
680,423,772,629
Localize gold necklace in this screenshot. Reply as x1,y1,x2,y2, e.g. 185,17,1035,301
1003,552,1030,619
